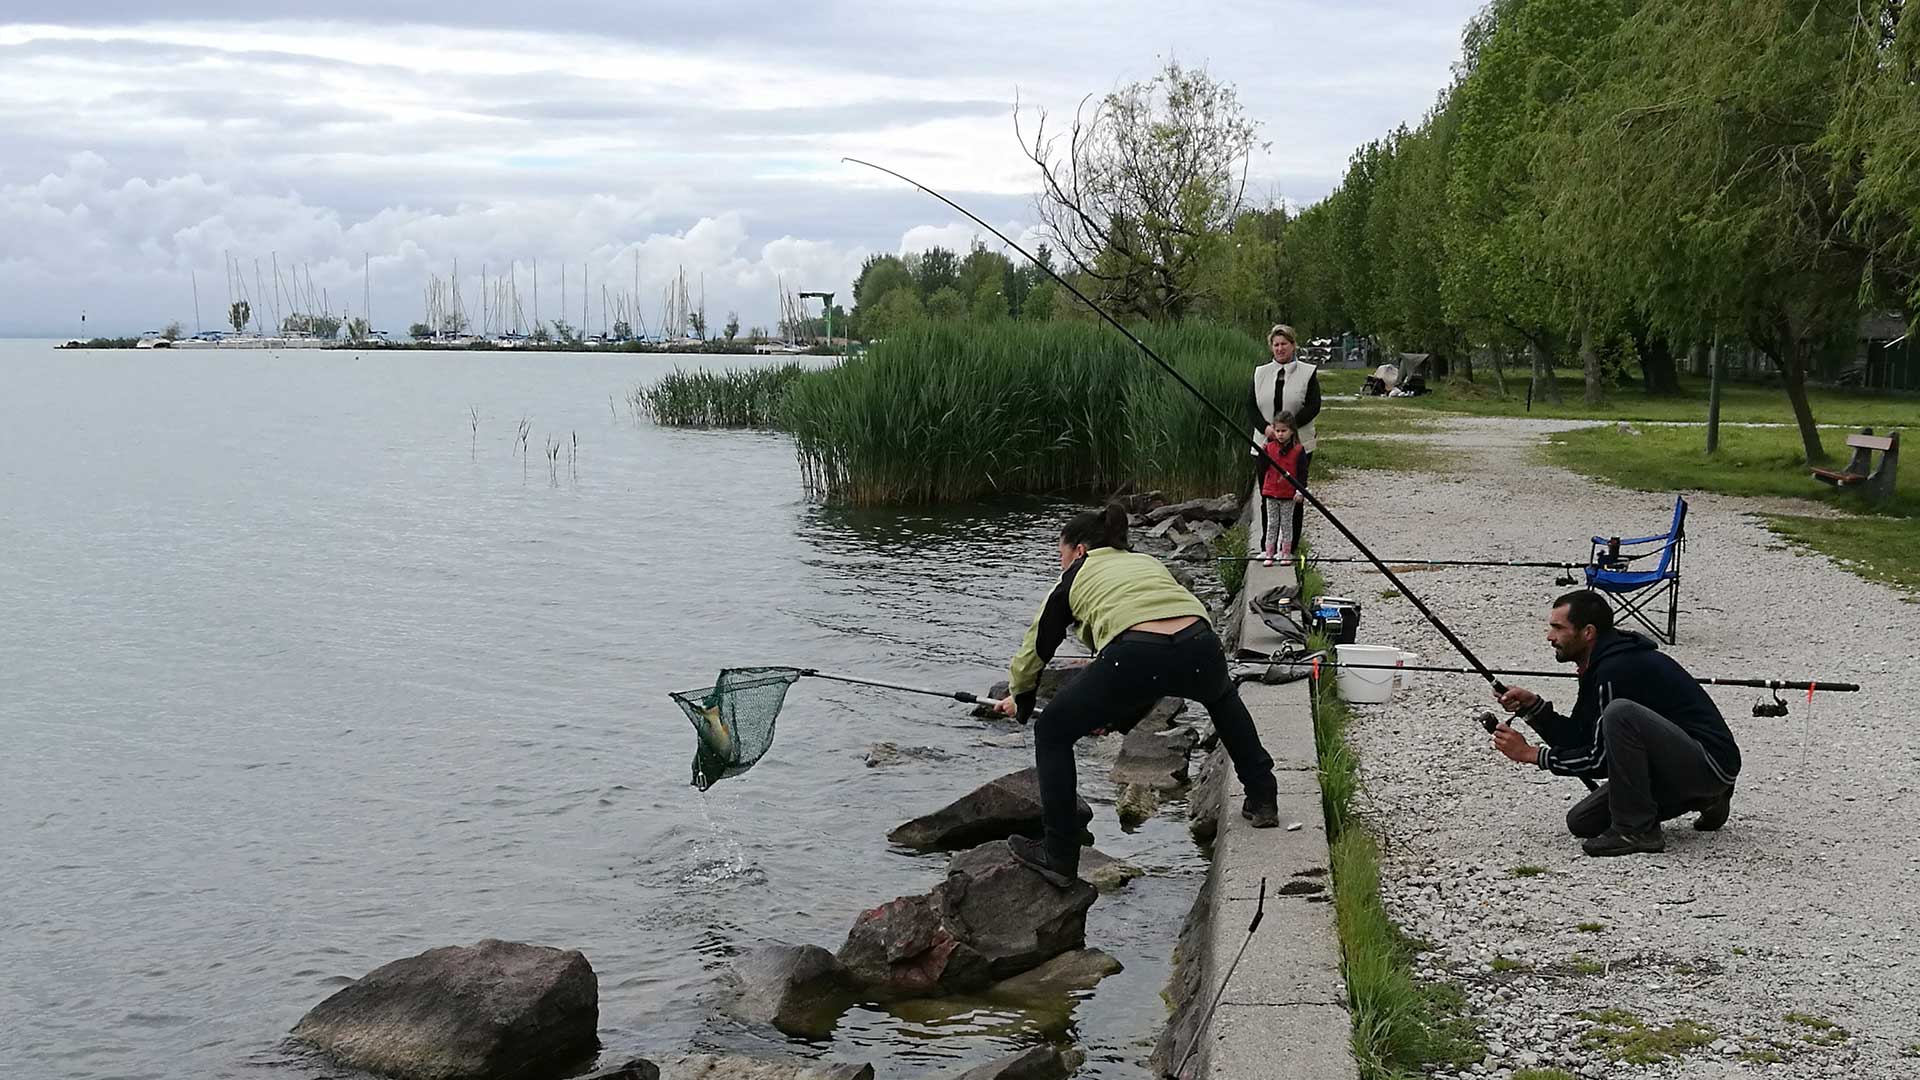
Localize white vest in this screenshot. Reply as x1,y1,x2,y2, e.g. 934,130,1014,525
1251,360,1318,452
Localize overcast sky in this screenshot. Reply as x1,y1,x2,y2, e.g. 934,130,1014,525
0,2,1484,338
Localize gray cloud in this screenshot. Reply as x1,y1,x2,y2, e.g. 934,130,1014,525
0,3,1484,336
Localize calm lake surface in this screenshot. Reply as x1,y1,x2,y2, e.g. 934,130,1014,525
0,341,1204,1080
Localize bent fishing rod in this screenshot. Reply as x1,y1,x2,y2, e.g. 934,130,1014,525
1251,654,1862,694
844,157,1512,698
799,669,996,704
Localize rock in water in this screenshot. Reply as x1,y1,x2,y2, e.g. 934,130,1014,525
668,1055,873,1080
727,944,858,1039
887,768,1093,851
837,841,1096,997
1110,699,1196,790
582,1060,659,1080
289,939,597,1080
987,948,1123,1001
863,742,953,768
941,1046,1074,1080
1077,848,1144,892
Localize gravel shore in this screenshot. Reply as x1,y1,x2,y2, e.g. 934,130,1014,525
1313,416,1920,1079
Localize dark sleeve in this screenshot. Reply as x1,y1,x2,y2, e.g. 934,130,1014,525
1012,559,1083,722
1520,696,1606,778
1293,372,1323,429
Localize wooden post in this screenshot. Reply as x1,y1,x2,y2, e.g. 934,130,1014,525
1706,333,1722,454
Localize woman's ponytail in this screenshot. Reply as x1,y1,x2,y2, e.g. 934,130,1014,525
1061,501,1133,552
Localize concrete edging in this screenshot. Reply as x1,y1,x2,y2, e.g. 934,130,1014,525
1152,505,1358,1080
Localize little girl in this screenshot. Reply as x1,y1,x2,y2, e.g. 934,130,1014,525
1260,413,1306,566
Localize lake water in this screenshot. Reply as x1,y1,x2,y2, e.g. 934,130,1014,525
0,342,1204,1080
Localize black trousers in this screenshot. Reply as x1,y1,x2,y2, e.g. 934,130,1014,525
1032,621,1277,865
1563,699,1733,837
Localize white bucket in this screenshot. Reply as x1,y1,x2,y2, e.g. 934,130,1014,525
1395,652,1420,690
1334,644,1402,704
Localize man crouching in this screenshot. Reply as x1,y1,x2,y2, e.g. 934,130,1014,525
1490,591,1740,857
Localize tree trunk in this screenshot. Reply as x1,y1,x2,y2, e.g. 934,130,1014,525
1489,348,1507,395
1635,334,1682,395
1530,339,1563,404
1781,338,1827,464
1457,348,1474,383
1580,326,1604,406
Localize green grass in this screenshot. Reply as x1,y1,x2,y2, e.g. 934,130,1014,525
783,321,1261,505
1785,1012,1850,1046
1507,865,1549,878
1901,1042,1920,1058
632,363,807,428
1309,632,1485,1079
1577,1009,1716,1065
1766,515,1920,594
1577,922,1606,933
1512,1069,1577,1080
1740,1046,1787,1064
1314,436,1442,480
1213,525,1249,598
1543,423,1918,593
1490,955,1529,973
1321,366,1920,427
1569,956,1606,976
1317,403,1440,435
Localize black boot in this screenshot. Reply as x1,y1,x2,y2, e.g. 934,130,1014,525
1693,786,1733,832
1240,798,1280,829
1581,826,1665,857
1007,835,1081,888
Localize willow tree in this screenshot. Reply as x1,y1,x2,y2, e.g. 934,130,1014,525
1538,0,1871,461
1825,0,1920,316
1444,0,1636,403
1020,60,1264,320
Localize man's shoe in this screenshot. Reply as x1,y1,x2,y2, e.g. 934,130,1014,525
1581,827,1665,857
1693,787,1733,832
1240,799,1280,829
1007,834,1081,888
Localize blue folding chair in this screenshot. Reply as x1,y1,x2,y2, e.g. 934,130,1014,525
1584,496,1687,644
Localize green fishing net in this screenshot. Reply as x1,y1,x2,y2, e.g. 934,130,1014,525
670,666,805,789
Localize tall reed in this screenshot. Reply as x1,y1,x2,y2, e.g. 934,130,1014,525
783,321,1258,505
634,364,807,428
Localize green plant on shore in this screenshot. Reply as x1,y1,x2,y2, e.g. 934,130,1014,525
633,363,807,428
1569,956,1605,976
784,320,1260,505
1212,525,1249,597
1511,1069,1577,1080
1576,922,1606,933
1784,1012,1849,1046
1507,865,1548,878
1310,651,1485,1078
1490,955,1528,973
1577,1009,1716,1065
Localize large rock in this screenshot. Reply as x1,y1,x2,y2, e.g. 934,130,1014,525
940,1046,1075,1080
987,948,1123,1001
1143,494,1241,526
726,944,857,1039
837,841,1096,997
667,1055,872,1080
583,1060,659,1080
887,768,1093,852
1078,848,1144,892
1110,698,1196,790
289,939,597,1080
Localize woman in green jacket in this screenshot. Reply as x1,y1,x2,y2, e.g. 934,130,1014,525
994,503,1280,886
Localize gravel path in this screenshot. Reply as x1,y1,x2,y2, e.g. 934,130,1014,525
1313,416,1920,1080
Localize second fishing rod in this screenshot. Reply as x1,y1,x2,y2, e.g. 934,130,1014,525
844,157,1514,702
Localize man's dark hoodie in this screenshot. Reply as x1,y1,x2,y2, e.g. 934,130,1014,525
1516,629,1741,784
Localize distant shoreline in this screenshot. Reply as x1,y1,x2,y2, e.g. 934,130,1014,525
55,337,846,356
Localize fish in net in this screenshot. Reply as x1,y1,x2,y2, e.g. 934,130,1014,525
670,666,805,789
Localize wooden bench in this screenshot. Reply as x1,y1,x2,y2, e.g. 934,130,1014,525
1811,428,1900,501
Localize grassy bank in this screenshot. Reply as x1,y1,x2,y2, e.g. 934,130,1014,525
784,321,1259,505
1320,368,1920,428
1301,575,1483,1078
1542,424,1917,593
631,363,808,428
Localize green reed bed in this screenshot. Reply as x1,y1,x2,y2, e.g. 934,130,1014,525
632,363,808,428
782,321,1257,505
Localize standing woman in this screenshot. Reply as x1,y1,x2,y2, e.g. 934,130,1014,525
994,504,1280,887
1247,324,1322,552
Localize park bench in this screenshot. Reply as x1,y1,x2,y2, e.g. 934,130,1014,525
1810,428,1900,502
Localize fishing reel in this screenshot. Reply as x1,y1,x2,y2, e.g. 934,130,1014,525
1554,571,1580,587
1476,711,1504,733
1752,690,1791,718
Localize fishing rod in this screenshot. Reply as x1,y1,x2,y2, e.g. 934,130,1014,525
799,669,995,704
844,157,1512,698
1255,656,1861,694
1220,555,1586,569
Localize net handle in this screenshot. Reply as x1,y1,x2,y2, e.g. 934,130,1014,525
800,669,988,704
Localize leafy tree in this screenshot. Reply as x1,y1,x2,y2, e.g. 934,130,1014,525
551,319,579,344
161,321,183,341
529,323,551,343
1020,59,1264,319
866,288,925,336
908,247,961,299
724,311,741,341
409,321,432,340
1022,280,1059,322
926,286,967,321
612,319,633,340
688,310,708,340
228,300,251,333
970,280,1008,321
346,317,371,342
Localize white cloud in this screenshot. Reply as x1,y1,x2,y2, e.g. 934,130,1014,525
0,4,1487,334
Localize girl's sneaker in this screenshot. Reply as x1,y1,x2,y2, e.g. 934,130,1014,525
1261,546,1276,567
1280,543,1294,563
